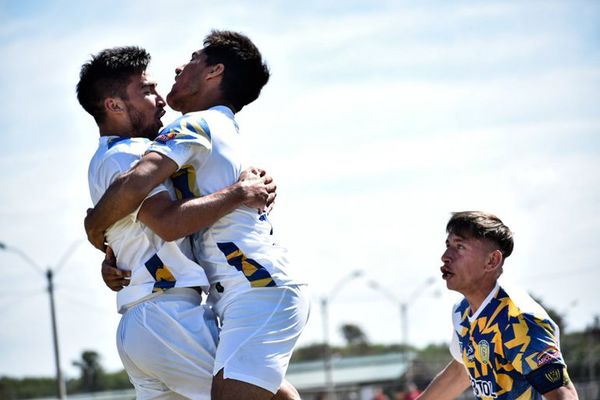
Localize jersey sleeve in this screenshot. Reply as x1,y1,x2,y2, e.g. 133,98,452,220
93,150,168,220
503,312,565,376
449,330,463,363
147,114,212,169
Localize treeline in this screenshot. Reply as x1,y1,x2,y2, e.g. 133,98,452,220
3,316,599,399
0,351,132,400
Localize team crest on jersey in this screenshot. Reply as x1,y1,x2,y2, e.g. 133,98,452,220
537,346,562,366
466,343,476,362
478,340,490,364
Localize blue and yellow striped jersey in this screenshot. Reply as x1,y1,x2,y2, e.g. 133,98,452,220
450,284,568,400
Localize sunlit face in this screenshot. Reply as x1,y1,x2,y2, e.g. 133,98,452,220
123,71,166,139
440,233,494,295
167,50,210,113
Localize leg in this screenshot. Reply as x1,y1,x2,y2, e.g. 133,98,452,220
212,368,274,400
211,286,310,400
273,380,301,400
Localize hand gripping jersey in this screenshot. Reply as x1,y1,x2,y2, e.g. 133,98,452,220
147,106,303,292
88,136,210,313
449,284,570,400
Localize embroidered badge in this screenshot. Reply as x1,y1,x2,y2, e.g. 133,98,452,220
478,340,490,364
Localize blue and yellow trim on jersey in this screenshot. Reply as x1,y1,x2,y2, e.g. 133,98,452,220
455,288,565,400
157,115,211,142
217,242,276,288
144,253,176,292
170,164,200,199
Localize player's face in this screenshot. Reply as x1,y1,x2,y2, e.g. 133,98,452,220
440,233,492,295
124,72,166,140
167,50,210,113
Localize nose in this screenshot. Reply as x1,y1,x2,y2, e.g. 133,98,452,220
175,65,184,76
441,248,451,264
157,94,166,107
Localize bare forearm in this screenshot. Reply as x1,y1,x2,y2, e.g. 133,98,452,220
418,360,471,400
141,184,247,241
543,383,579,400
85,152,179,250
86,173,149,237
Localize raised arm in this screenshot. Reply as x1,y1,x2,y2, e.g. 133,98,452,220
85,152,178,250
417,360,471,400
138,168,276,242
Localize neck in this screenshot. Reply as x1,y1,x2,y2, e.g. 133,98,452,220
98,121,132,137
464,280,497,315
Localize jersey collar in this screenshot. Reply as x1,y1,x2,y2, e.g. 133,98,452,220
468,282,500,322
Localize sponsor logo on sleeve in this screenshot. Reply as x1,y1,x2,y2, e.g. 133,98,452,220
537,346,562,367
155,132,177,143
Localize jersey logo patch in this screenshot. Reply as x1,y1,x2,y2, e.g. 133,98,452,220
544,369,561,383
155,132,177,143
478,340,490,364
217,242,276,288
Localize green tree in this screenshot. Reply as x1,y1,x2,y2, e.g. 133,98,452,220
72,350,106,392
340,323,369,346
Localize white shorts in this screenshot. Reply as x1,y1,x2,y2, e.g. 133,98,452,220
117,288,219,400
209,284,310,394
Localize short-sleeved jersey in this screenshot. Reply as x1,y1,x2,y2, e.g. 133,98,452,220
449,284,567,400
88,136,210,313
147,106,303,292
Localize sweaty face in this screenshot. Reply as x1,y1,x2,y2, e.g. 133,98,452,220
167,50,209,113
123,72,166,139
440,233,493,295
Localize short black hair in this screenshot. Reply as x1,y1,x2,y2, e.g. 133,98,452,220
447,211,514,258
203,30,270,112
77,46,150,123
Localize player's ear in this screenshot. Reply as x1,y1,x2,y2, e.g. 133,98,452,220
485,249,503,272
104,97,126,114
207,63,224,79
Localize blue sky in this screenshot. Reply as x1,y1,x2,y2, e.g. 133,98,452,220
0,0,599,378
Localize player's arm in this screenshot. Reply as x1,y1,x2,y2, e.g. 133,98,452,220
525,363,579,400
416,360,470,400
542,383,579,400
101,247,130,291
85,152,178,251
138,168,276,242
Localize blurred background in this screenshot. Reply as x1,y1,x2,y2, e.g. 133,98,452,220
0,0,598,399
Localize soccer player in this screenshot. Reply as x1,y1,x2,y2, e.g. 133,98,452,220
417,211,578,400
85,31,309,400
78,46,276,399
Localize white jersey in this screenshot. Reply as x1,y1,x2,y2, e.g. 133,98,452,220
147,105,303,291
88,136,210,313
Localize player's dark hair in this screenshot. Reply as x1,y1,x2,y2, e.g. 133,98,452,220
447,211,514,258
77,46,150,124
203,30,270,112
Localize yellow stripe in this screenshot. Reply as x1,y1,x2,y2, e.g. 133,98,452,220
226,249,243,261
250,277,274,288
241,260,258,277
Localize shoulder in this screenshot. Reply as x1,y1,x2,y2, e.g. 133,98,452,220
91,137,149,173
159,111,214,140
499,284,551,321
451,298,470,328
